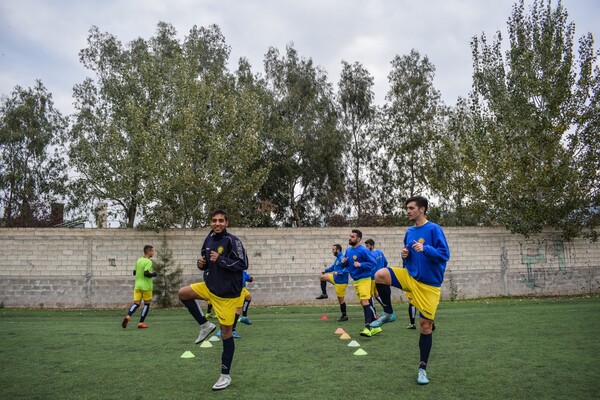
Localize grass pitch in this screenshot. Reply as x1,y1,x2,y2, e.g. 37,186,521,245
0,296,598,400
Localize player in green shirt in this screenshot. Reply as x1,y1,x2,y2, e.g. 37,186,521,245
122,245,157,329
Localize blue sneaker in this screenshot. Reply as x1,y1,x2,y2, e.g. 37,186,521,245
417,368,429,385
216,329,221,337
232,330,241,339
370,312,396,328
239,316,252,325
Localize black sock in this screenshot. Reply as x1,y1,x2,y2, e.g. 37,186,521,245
140,303,150,322
369,299,377,320
181,299,208,325
127,303,140,316
409,304,416,325
419,333,433,370
206,303,213,314
242,300,251,317
221,337,235,374
375,295,385,308
362,304,373,328
320,281,327,294
233,314,240,330
340,302,347,316
376,284,394,314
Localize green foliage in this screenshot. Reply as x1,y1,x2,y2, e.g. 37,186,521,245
261,44,346,227
152,234,183,308
470,0,599,239
0,81,68,226
379,49,445,215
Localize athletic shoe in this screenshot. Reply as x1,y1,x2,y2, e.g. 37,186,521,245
359,327,372,337
417,368,429,385
239,316,252,325
205,312,213,318
406,323,417,329
371,312,396,328
337,315,348,322
316,293,328,299
232,330,241,339
212,374,232,390
121,315,130,329
137,322,148,329
195,321,216,344
370,326,382,336
216,329,221,337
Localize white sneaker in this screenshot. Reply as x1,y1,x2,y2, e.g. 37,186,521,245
195,321,216,344
212,374,231,390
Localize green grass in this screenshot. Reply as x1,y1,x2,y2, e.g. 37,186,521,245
1,297,599,400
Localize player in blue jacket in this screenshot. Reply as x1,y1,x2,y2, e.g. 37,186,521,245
316,244,349,321
373,196,450,385
341,229,380,337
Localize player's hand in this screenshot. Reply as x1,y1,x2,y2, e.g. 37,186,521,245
209,250,219,262
197,256,207,270
334,272,338,276
401,246,409,258
412,240,424,252
353,261,361,268
342,257,347,263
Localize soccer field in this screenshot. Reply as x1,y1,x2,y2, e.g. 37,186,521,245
0,296,598,400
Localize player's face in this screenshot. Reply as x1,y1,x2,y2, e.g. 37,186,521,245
365,243,373,250
211,214,228,233
348,232,360,246
406,201,424,222
332,246,339,256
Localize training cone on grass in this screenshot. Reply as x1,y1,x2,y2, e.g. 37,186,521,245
180,351,195,358
335,328,346,334
320,315,328,320
347,340,360,347
200,341,213,348
353,348,367,356
339,332,351,340
209,335,220,342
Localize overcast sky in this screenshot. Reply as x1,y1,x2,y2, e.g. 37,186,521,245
1,0,598,116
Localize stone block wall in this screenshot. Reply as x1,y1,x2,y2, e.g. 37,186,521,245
0,227,598,308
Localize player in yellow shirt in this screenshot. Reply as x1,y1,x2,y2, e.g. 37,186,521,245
122,245,157,329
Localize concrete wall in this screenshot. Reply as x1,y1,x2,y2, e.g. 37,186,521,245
1,227,598,308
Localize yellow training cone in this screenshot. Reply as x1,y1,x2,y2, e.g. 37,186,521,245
353,348,367,356
209,336,220,342
180,351,195,358
200,341,213,348
347,340,360,347
339,332,351,340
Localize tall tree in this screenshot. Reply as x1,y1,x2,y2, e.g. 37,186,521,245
378,49,444,215
70,23,268,228
470,0,599,239
337,60,379,224
0,81,68,227
262,44,345,227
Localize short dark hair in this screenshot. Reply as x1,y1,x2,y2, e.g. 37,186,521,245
211,209,228,221
143,245,153,254
364,239,375,246
406,196,428,214
351,229,363,239
333,244,342,252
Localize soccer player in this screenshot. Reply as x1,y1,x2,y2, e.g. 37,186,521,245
178,210,249,391
341,229,381,337
316,244,349,322
364,239,391,326
122,245,157,329
373,196,450,385
238,271,254,325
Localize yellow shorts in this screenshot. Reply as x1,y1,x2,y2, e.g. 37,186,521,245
389,267,441,320
353,278,372,301
190,282,239,326
325,274,348,298
370,280,379,296
236,287,250,308
133,289,152,302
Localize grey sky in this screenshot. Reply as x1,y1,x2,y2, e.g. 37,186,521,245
0,0,598,115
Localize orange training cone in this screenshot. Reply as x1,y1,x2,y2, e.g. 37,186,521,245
320,315,328,320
